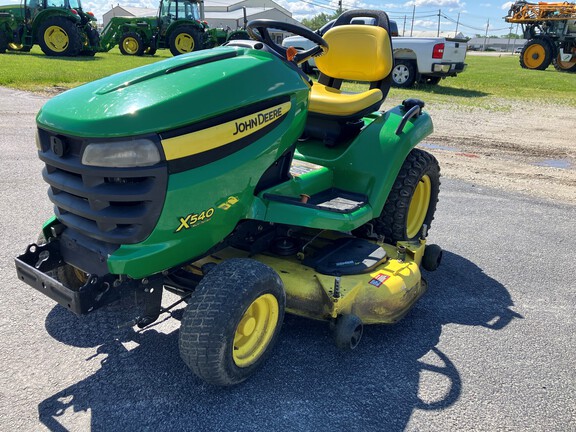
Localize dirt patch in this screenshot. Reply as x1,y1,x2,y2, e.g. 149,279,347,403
414,99,576,205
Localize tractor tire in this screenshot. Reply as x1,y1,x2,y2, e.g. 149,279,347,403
552,52,576,73
0,32,7,54
119,32,145,56
357,148,440,243
145,46,157,56
38,16,82,57
520,38,553,70
169,26,202,56
391,59,417,88
179,258,285,386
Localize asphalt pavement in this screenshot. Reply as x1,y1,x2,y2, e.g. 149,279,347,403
0,87,574,431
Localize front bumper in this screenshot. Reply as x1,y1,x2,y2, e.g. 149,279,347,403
14,238,140,315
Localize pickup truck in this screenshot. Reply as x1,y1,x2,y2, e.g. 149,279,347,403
282,19,467,88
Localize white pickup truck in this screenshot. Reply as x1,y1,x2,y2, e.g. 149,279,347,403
282,19,467,88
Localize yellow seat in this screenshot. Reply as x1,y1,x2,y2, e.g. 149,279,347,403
309,24,394,117
308,84,383,117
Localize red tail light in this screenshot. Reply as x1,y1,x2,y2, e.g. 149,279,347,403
71,8,78,15
432,43,445,59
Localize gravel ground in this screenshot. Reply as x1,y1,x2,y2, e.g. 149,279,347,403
0,87,574,431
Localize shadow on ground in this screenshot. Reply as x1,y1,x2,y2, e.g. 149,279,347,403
38,251,521,432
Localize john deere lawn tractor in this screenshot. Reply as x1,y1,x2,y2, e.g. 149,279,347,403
15,10,443,386
0,0,99,56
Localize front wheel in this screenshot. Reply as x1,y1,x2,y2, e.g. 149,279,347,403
119,32,145,56
392,60,417,88
358,149,440,243
169,26,202,56
520,38,553,70
179,258,285,386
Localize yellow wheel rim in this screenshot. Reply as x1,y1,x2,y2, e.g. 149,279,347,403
406,174,431,239
122,37,140,55
44,25,69,53
175,33,194,53
556,53,576,70
233,294,279,368
523,43,546,69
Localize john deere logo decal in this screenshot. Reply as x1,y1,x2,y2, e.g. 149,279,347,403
232,106,284,136
161,102,291,162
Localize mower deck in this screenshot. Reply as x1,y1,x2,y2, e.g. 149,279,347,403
193,237,427,325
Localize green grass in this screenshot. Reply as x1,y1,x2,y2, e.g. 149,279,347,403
1,48,575,107
0,46,172,92
396,54,576,107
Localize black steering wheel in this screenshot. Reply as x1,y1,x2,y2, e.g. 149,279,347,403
246,20,329,65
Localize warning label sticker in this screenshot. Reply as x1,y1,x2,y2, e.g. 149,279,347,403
369,272,390,287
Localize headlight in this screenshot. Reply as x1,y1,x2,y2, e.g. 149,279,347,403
82,139,161,167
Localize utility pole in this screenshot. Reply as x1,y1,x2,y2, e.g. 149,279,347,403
483,19,489,51
402,15,406,37
507,23,513,52
410,5,415,36
437,9,441,37
454,12,460,38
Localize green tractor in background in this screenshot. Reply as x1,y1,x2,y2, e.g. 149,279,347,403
0,0,99,56
100,0,249,56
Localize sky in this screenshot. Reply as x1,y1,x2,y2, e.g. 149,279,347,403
4,0,519,37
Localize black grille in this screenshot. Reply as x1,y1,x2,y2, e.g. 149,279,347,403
37,128,168,244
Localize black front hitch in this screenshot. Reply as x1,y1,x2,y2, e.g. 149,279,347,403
14,239,163,322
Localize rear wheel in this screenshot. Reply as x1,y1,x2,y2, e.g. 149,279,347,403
520,38,553,70
552,52,576,73
392,59,417,88
179,258,285,386
358,149,440,243
38,17,82,57
169,26,202,56
119,32,145,56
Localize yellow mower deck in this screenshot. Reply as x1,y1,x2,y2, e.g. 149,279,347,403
194,238,427,325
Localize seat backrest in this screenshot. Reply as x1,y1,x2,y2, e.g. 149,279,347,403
316,10,394,96
316,24,393,83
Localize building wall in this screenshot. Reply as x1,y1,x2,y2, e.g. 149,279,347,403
205,9,299,30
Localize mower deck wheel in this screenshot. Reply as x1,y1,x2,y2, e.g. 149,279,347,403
179,258,285,386
333,314,363,350
422,244,443,272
